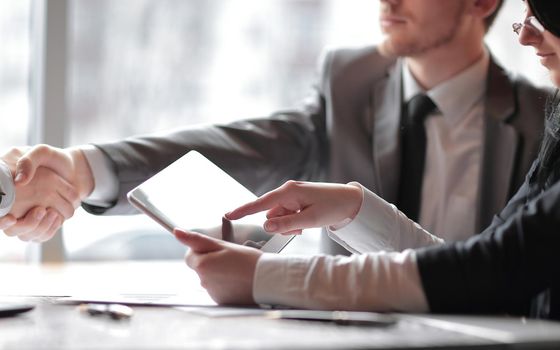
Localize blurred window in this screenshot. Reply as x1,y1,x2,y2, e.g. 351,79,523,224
0,1,31,261
63,0,554,260
64,0,382,260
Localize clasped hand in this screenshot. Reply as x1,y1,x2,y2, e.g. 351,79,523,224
0,145,94,242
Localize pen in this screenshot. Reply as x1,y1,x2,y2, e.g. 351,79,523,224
266,310,397,327
78,303,134,320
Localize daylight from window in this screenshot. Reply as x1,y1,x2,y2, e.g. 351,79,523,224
0,0,552,261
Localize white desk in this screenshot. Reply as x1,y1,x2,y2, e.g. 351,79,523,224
0,260,213,305
1,261,560,349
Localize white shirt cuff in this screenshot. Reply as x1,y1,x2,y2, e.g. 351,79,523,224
0,161,15,217
80,145,119,207
253,254,311,308
328,183,444,253
253,250,429,312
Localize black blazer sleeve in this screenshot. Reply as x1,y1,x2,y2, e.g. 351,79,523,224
416,166,560,317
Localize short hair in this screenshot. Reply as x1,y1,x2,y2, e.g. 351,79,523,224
484,0,504,31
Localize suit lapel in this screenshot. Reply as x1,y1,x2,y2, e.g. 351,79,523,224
371,60,403,203
369,56,519,228
477,58,518,230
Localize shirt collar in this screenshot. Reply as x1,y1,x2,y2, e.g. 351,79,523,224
402,50,489,124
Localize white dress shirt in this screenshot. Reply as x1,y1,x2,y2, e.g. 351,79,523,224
405,52,488,242
252,55,491,310
81,144,119,208
328,182,443,254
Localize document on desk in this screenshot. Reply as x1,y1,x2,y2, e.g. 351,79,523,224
180,307,398,327
62,291,216,307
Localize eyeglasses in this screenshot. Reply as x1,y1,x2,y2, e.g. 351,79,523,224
513,16,545,36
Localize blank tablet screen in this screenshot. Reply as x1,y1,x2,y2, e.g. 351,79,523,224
127,151,294,253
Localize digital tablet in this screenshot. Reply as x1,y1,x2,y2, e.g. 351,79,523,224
127,151,294,253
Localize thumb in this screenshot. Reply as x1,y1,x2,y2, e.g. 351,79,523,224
174,228,223,253
14,156,37,185
15,145,71,185
0,214,16,231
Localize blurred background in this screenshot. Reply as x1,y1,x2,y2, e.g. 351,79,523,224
0,0,552,262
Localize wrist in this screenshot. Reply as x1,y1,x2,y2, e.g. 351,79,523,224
248,250,263,304
69,148,94,199
346,182,364,220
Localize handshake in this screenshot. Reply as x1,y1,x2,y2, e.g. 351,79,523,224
0,145,94,242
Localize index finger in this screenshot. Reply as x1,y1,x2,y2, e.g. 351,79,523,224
226,189,286,220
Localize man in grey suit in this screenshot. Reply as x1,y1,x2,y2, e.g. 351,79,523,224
0,0,548,254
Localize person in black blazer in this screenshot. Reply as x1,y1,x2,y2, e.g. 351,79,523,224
173,0,560,320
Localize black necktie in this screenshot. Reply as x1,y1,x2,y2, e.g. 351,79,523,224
397,94,436,221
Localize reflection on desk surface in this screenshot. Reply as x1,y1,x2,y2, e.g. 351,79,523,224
1,302,560,349
1,261,560,349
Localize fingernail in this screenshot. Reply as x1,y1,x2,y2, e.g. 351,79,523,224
14,172,24,183
264,221,277,232
173,228,186,236
224,212,232,219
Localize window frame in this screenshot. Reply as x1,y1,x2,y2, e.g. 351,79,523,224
30,0,70,262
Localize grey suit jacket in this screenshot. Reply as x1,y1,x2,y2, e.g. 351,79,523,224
87,46,547,254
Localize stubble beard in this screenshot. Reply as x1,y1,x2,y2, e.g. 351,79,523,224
380,5,464,58
381,27,457,58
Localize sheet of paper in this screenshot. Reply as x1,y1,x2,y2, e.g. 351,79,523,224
62,292,215,307
175,306,267,317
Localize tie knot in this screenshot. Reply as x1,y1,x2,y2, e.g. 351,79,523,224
407,94,436,124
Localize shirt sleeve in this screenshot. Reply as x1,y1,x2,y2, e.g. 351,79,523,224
80,145,119,208
328,182,444,253
253,250,429,312
0,161,15,217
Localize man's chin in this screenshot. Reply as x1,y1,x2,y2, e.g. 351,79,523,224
550,71,560,88
378,39,413,58
378,41,397,58
379,37,436,59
